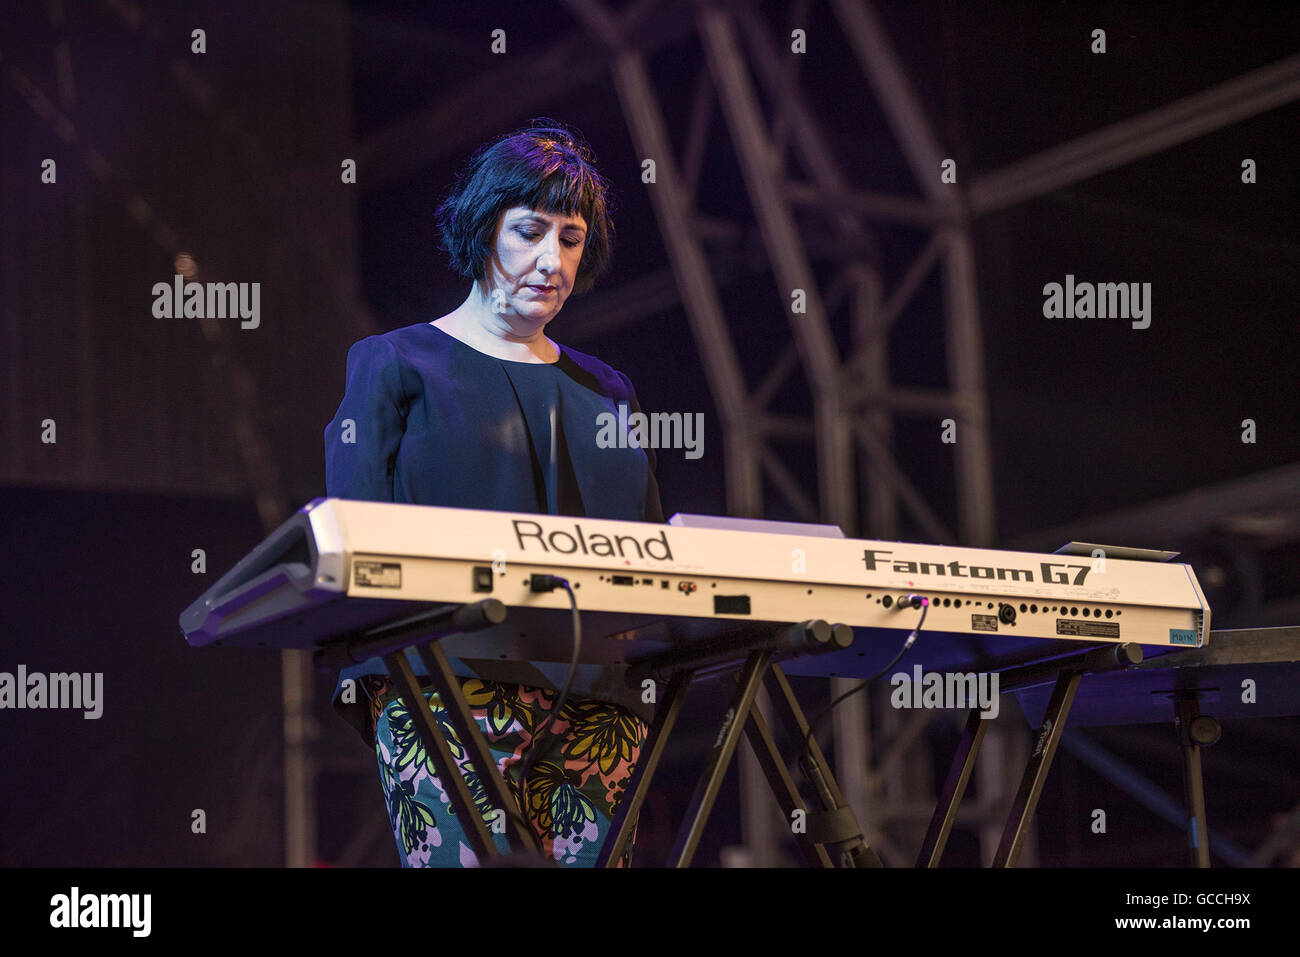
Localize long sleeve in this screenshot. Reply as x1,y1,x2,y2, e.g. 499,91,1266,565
324,335,407,503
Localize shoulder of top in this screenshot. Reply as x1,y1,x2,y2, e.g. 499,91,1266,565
559,342,636,394
350,323,445,360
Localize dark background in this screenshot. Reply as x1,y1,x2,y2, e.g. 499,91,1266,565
1,0,1297,868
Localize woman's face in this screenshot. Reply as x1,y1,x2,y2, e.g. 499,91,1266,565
484,205,588,329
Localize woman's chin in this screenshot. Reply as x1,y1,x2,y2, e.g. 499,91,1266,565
512,304,557,324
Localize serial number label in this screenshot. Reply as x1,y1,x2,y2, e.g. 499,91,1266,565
1057,619,1119,638
354,561,402,588
971,614,998,632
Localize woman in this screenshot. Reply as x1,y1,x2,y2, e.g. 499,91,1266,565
324,120,663,867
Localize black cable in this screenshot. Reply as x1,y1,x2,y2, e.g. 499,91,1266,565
515,573,582,819
801,595,928,765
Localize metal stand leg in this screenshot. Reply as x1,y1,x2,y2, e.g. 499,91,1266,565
917,706,990,867
741,692,833,867
381,650,504,862
992,670,1081,867
668,649,773,867
596,669,694,867
412,639,541,856
602,622,864,867
917,643,1141,868
1175,695,1220,868
333,599,545,863
764,665,881,867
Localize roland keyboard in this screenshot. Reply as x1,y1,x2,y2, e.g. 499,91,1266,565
179,498,1210,670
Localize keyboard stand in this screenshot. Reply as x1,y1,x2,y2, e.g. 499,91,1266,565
1174,693,1220,868
324,603,1161,868
322,599,547,864
327,605,884,867
597,620,882,867
917,642,1144,867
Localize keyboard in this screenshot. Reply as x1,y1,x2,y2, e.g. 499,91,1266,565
179,498,1210,668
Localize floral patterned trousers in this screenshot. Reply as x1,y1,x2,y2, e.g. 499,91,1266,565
364,675,647,867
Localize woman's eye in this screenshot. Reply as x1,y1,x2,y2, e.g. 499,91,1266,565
518,228,581,248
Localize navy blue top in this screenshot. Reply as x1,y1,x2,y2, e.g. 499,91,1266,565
323,321,664,742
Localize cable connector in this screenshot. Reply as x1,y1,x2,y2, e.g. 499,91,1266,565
530,573,569,593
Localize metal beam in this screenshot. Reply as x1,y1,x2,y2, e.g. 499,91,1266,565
355,1,694,190
1009,462,1300,552
858,229,947,345
830,0,950,201
569,0,1002,866
969,54,1300,215
855,420,957,544
785,179,949,227
939,226,996,546
698,4,856,531
608,48,762,515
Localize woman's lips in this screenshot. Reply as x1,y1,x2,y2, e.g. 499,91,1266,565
528,285,555,294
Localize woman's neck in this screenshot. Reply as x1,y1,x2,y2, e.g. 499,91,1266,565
432,294,558,364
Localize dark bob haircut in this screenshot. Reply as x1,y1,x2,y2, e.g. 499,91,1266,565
435,118,616,296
